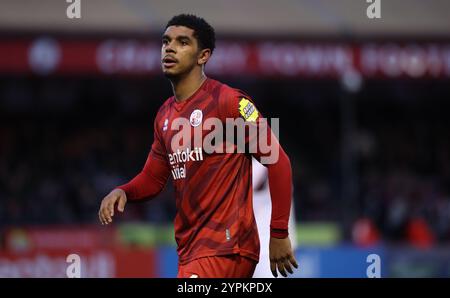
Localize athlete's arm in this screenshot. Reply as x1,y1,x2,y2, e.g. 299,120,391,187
255,132,298,277
117,153,170,200
224,93,294,237
265,147,298,277
221,91,298,277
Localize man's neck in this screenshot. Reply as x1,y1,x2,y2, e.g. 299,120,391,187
170,70,207,102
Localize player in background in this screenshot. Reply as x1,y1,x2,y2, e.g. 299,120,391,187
98,14,298,278
252,157,297,278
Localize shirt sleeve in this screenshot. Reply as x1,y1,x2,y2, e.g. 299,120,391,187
220,91,294,238
116,116,170,201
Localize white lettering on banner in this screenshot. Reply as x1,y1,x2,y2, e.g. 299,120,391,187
259,43,354,76
380,44,403,77
9,229,111,250
361,44,450,78
96,41,160,74
7,39,450,78
28,38,61,75
0,252,114,278
208,42,249,74
93,41,450,78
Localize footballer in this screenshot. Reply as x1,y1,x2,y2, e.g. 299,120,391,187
98,14,297,278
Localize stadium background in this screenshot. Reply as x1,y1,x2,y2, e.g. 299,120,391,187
1,0,450,277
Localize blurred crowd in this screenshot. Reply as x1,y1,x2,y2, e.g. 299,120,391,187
0,122,177,226
1,76,450,245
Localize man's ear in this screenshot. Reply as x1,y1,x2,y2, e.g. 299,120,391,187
198,49,211,65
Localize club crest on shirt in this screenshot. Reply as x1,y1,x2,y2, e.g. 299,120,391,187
238,98,259,122
189,109,203,127
162,118,169,131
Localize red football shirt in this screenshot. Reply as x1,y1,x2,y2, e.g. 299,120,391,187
119,77,292,265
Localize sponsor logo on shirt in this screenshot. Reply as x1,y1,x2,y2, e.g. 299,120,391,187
168,147,203,180
189,109,203,127
238,98,259,122
163,118,169,131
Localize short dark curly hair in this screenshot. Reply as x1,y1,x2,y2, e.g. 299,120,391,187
165,14,216,54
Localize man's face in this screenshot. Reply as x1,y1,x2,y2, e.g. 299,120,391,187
161,25,201,78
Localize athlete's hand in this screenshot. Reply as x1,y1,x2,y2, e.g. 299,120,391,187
269,236,298,277
98,188,127,225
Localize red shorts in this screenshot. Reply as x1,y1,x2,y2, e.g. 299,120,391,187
177,254,257,278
